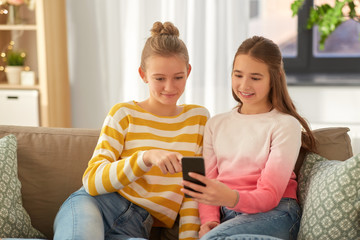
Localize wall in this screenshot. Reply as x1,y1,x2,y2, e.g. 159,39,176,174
288,85,360,155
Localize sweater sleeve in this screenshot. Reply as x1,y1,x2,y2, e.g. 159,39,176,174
198,121,221,224
178,198,201,240
230,117,302,213
82,106,151,196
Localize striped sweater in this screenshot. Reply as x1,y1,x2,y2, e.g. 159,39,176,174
83,101,209,240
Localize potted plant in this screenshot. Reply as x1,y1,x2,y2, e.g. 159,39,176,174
4,49,26,85
291,0,359,50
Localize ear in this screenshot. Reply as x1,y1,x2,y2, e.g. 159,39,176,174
187,64,192,77
138,67,146,82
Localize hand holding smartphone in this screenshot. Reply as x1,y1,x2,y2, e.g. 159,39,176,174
181,157,205,197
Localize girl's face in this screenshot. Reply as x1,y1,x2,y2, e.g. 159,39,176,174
232,54,271,114
140,55,190,108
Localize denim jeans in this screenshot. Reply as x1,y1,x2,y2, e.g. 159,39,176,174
200,198,301,240
53,187,153,240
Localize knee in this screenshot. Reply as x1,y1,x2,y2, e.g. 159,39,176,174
53,188,104,239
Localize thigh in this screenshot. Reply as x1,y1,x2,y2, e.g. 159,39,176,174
201,198,301,240
94,191,153,239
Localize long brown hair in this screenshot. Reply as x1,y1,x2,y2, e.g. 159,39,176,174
232,36,316,152
140,21,189,72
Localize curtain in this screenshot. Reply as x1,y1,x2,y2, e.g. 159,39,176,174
66,0,249,128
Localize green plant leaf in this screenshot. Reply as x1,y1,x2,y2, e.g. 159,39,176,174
292,0,359,50
6,51,26,66
291,0,305,16
348,1,357,19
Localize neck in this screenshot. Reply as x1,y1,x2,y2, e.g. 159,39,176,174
239,104,273,115
138,99,181,116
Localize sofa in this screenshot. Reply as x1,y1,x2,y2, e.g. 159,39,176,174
0,125,358,239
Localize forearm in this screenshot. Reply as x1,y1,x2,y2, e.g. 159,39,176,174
83,151,150,195
178,198,200,240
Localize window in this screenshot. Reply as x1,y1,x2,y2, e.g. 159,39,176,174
248,0,360,74
248,0,298,58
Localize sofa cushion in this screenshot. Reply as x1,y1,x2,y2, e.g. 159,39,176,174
294,127,353,176
0,135,45,238
0,125,100,238
297,152,360,240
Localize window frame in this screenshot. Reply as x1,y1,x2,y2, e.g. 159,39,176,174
283,0,360,74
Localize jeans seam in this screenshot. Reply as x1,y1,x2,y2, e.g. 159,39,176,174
69,195,76,240
285,198,301,240
288,209,301,240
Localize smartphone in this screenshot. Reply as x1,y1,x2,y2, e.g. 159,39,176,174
181,156,206,198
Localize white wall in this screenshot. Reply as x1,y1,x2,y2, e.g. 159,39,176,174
288,85,360,155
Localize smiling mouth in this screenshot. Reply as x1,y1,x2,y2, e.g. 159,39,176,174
240,92,255,97
162,93,177,97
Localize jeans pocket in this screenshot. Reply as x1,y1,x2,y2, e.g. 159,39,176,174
143,213,154,238
286,199,301,240
105,198,152,238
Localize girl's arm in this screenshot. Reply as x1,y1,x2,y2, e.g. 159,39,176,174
178,198,200,240
82,107,151,196
198,122,221,224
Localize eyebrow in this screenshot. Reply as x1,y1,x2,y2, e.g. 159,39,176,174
152,72,186,77
233,70,264,76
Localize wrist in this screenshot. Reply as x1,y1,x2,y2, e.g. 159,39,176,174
142,151,152,167
229,190,239,208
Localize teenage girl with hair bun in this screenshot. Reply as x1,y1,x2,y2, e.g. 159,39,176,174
182,36,316,240
54,21,209,240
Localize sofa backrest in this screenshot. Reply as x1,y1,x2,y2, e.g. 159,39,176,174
0,125,100,238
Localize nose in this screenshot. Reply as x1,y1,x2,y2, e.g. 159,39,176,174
164,79,175,91
240,76,251,91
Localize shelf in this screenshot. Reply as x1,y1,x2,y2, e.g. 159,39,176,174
0,0,71,127
0,24,37,31
0,83,39,90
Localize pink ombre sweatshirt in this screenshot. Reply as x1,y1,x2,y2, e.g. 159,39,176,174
199,108,301,224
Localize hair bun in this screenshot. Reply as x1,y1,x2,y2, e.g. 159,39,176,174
151,21,180,37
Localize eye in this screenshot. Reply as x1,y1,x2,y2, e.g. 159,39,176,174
175,76,184,80
155,77,165,81
252,77,261,81
234,74,243,78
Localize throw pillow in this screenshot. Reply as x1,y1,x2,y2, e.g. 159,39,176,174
297,152,360,240
0,135,45,238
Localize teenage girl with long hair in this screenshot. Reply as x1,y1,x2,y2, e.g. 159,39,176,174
182,36,316,240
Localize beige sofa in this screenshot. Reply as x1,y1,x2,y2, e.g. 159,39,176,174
0,125,355,239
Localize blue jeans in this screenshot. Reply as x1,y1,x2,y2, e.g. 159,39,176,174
200,198,301,240
53,187,153,240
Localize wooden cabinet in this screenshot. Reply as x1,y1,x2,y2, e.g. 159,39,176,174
0,0,71,127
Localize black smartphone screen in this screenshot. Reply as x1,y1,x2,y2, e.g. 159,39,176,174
181,157,205,197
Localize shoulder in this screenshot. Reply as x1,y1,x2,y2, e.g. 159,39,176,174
210,111,231,121
273,110,300,128
205,110,233,129
107,101,143,118
270,110,301,135
183,104,210,119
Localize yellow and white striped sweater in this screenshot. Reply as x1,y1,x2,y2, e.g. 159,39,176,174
83,101,209,240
